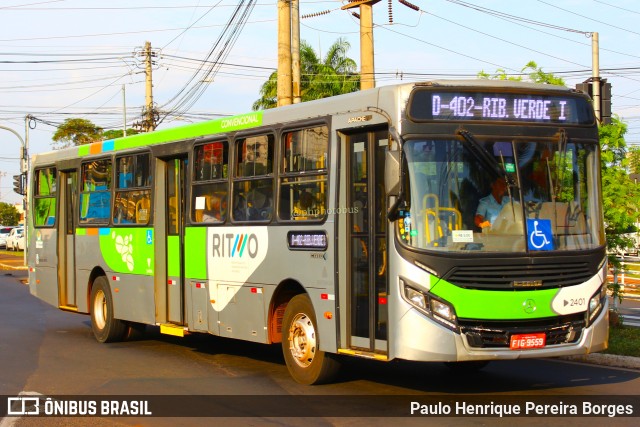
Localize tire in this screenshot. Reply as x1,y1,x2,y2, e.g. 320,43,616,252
90,276,127,343
282,294,340,385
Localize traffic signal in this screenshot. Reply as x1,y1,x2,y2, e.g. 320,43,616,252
13,173,25,196
575,79,612,125
600,81,612,125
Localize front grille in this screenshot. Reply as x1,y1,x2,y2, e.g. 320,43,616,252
444,262,594,290
459,314,585,349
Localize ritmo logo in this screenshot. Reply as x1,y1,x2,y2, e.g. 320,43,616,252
212,233,259,258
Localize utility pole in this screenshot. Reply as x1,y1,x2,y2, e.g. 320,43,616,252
144,41,156,131
591,32,601,124
277,0,293,106
122,84,127,137
342,0,379,90
291,0,301,104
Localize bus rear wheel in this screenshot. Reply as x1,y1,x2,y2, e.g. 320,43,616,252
282,294,340,385
90,276,126,343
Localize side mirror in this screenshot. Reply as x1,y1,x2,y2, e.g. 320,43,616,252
385,150,400,197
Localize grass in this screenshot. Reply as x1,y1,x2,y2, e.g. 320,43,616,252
604,323,640,357
0,249,23,256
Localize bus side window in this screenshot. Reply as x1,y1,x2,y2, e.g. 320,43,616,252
192,141,229,224
233,135,274,222
80,158,112,225
278,126,328,221
113,153,152,226
33,167,58,227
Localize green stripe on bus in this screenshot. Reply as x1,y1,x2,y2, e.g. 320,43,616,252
167,235,180,277
77,111,263,157
78,145,90,156
430,279,557,320
184,227,207,278
98,228,155,276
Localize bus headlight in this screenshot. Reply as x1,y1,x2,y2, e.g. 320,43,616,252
587,284,607,324
401,280,458,331
404,286,427,310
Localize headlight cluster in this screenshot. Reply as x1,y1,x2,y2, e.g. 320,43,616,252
401,279,458,331
587,284,607,325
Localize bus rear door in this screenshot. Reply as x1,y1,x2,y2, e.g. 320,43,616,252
154,156,188,334
57,169,78,310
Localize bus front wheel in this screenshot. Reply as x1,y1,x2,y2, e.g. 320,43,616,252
282,294,340,385
90,276,126,343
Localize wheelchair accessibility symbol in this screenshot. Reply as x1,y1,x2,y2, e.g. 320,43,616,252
527,219,554,251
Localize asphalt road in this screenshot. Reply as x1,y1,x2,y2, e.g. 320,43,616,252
1,270,640,426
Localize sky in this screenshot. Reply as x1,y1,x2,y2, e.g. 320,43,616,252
1,0,639,205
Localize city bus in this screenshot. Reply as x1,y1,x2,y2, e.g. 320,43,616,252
27,80,608,384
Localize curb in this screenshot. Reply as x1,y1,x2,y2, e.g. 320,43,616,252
559,353,640,370
0,262,27,271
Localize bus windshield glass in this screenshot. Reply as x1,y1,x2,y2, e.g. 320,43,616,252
398,137,604,253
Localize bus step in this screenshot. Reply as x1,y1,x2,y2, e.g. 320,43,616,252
337,348,388,361
159,324,187,337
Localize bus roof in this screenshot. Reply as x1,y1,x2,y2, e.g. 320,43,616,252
31,79,587,165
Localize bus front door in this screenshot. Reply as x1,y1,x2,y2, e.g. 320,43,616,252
166,158,186,325
347,129,388,354
58,169,78,310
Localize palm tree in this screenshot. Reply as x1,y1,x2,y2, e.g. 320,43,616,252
252,38,360,110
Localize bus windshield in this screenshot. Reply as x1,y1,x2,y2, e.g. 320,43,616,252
398,136,604,253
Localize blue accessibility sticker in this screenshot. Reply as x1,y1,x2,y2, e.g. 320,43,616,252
527,218,554,251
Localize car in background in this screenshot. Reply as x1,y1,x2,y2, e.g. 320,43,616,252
6,227,24,251
0,226,15,249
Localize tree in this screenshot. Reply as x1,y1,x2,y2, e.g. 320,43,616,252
253,38,360,110
51,120,142,150
0,202,20,226
102,129,140,140
599,117,640,250
478,61,565,86
52,118,103,149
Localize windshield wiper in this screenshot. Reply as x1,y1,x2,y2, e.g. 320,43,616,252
458,129,508,181
459,129,519,220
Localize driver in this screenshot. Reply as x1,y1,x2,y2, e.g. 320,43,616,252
475,177,510,230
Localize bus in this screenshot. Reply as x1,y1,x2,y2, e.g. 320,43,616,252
27,80,608,385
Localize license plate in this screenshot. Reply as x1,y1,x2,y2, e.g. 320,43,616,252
509,333,546,350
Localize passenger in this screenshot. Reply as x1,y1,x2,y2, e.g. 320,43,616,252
475,177,509,230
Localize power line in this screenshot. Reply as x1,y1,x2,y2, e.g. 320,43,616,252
444,0,589,34
536,0,640,36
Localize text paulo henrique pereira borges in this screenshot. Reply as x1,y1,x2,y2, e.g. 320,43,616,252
410,400,634,417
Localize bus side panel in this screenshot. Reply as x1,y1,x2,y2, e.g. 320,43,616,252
195,226,338,351
107,274,156,325
187,280,211,332
262,226,338,353
217,283,267,342
75,231,156,325
29,228,60,308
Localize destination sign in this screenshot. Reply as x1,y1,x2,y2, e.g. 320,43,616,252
409,90,594,124
287,231,328,250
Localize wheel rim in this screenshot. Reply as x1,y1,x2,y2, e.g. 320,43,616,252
287,312,317,368
93,289,107,330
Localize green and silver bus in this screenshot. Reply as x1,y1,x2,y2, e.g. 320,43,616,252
28,80,608,384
